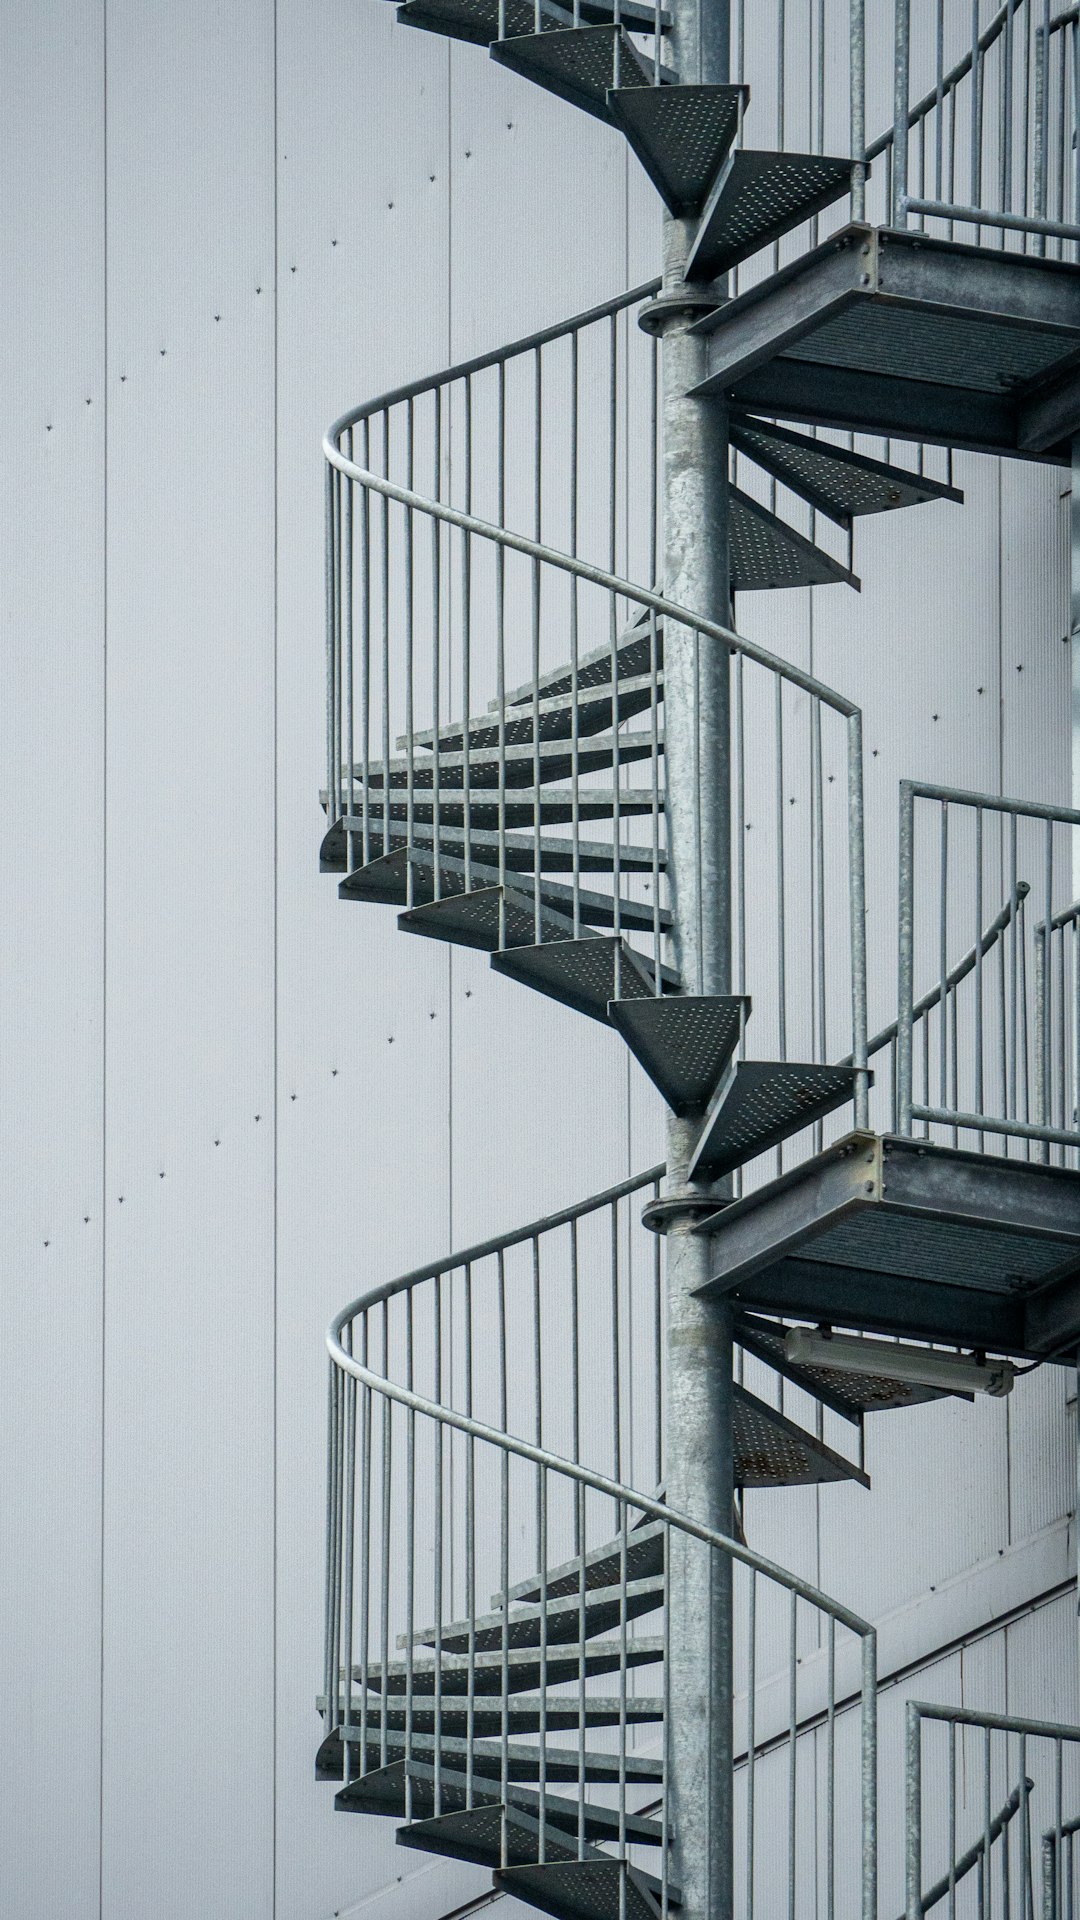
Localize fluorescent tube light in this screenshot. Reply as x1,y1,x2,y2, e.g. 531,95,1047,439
784,1327,1016,1398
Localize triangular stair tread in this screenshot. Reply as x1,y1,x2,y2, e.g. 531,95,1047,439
345,846,670,935
321,1725,663,1786
503,1520,666,1604
731,416,964,527
338,1760,665,1844
403,1572,666,1654
340,789,657,827
490,26,669,126
337,819,666,875
402,670,662,753
689,1059,865,1180
327,1694,665,1736
360,730,661,790
735,1309,948,1415
491,935,677,1024
362,1633,664,1695
606,82,747,213
687,148,854,281
400,883,578,953
731,486,858,591
497,1858,677,1920
396,0,569,45
498,612,663,709
397,1801,608,1871
733,1382,869,1488
608,993,749,1114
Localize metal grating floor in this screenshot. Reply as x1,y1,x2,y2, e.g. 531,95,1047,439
399,1801,589,1868
347,1694,665,1737
783,300,1071,393
350,789,656,827
689,148,852,279
733,1383,867,1487
396,0,566,45
497,1859,671,1920
732,416,962,523
607,82,746,212
405,671,661,754
807,1208,1073,1292
327,1728,665,1789
608,993,748,1113
366,1636,664,1697
690,1061,860,1179
508,1522,667,1603
365,730,660,790
412,1574,667,1655
500,615,663,707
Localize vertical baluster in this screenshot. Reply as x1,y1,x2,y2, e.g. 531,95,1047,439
532,348,543,943
893,0,911,224
497,1252,510,1857
975,805,985,1147
345,434,355,856
497,362,507,943
325,461,337,831
939,802,950,1128
970,0,983,234
610,314,623,976
379,1303,393,1769
405,403,415,901
380,412,391,857
532,1238,548,1858
432,391,443,883
359,1317,372,1766
984,1725,994,1920
948,1719,958,1920
342,1325,358,1776
826,1616,836,1920
787,1590,798,1920
746,1568,757,1920
360,418,372,867
404,1294,415,1817
570,331,581,941
464,1265,476,1804
432,1276,444,1811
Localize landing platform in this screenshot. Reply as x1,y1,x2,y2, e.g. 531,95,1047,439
691,226,1080,462
693,1134,1080,1361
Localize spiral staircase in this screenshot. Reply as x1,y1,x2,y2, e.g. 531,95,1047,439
318,3,1080,1917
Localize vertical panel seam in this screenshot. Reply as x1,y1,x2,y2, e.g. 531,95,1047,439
272,0,280,1907
98,1,109,1913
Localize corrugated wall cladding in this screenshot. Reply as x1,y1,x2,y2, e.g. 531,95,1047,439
0,2,1074,1916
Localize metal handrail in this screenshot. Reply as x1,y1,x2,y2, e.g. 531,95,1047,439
868,0,1026,163
904,1779,1035,1920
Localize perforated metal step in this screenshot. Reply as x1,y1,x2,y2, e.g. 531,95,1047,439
497,1858,675,1920
607,82,746,213
608,993,749,1114
344,845,669,936
320,1724,664,1787
340,789,656,828
505,1520,666,1604
363,730,661,790
731,416,963,528
733,1382,868,1487
338,1759,665,1844
395,0,568,46
329,819,665,876
731,486,858,590
398,1799,660,1871
687,147,854,280
491,25,665,124
363,1634,664,1696
399,882,575,951
403,670,662,754
688,1060,863,1180
406,1573,666,1655
736,1310,947,1415
491,934,675,1022
499,613,663,709
330,1693,664,1737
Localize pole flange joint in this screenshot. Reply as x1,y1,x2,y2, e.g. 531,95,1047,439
643,1186,730,1234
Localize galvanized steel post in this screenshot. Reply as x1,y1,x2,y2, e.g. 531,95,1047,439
1071,438,1080,900
653,2,735,1916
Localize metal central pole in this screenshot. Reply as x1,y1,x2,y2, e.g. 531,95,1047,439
653,3,735,1916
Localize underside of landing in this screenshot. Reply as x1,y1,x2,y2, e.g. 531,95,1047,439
693,1134,1080,1361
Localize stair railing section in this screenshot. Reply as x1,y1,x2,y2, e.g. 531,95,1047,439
321,1171,879,1920
905,1702,1080,1920
887,0,1080,257
324,303,870,1129
897,782,1080,1165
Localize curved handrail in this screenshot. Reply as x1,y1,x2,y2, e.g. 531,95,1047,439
867,0,1025,163
323,448,862,724
326,278,662,446
327,1297,874,1637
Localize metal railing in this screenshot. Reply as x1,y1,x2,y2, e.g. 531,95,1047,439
323,286,870,1125
905,1702,1080,1920
887,0,1080,256
322,1169,879,1920
897,783,1080,1164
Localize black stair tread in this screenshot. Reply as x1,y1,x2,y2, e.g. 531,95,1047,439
731,416,963,527
490,26,673,126
361,1633,664,1695
401,670,663,753
497,1858,677,1920
733,1381,868,1488
730,485,858,591
403,1573,666,1654
497,614,663,710
334,789,658,828
687,147,854,281
397,1800,621,1870
320,1725,663,1785
360,730,662,791
503,1521,666,1605
338,1759,664,1844
346,846,669,936
688,1059,865,1181
492,935,677,1023
606,82,747,213
323,1694,665,1736
334,819,665,876
395,0,665,43
735,1309,948,1415
607,993,749,1114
